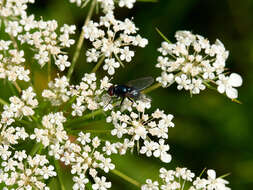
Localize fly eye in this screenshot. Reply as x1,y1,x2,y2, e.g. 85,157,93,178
108,86,114,96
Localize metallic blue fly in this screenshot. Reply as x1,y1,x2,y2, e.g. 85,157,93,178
108,77,154,106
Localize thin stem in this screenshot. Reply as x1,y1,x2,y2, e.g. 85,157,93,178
48,54,51,83
8,32,18,49
156,27,172,44
0,97,8,105
54,159,66,190
13,81,22,94
67,0,97,80
91,55,105,73
199,168,206,177
65,109,103,126
111,169,141,188
142,82,162,94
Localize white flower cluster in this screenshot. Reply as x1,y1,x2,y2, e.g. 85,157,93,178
69,0,136,13
0,123,28,160
0,40,30,82
156,30,242,99
1,0,76,71
142,167,230,190
0,0,34,19
64,133,116,190
0,151,56,190
18,20,76,70
42,76,71,106
84,13,148,75
30,112,68,147
1,87,38,125
71,73,112,116
107,101,174,163
29,111,116,189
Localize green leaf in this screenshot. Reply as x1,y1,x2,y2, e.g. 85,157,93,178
54,159,67,190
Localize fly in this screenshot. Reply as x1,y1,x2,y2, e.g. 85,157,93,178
107,76,154,106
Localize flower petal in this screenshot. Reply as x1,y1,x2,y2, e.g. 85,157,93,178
217,84,225,93
207,169,216,180
226,87,238,99
229,73,242,87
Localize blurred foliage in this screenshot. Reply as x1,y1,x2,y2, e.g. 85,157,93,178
2,0,251,189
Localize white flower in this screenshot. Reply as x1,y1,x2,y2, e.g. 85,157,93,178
92,176,111,190
118,0,136,9
103,58,120,75
5,21,22,36
140,141,158,157
111,123,128,138
99,158,115,173
216,73,243,99
77,132,91,145
175,74,191,90
153,139,171,163
120,46,134,62
141,179,159,190
73,174,89,190
175,167,195,181
55,55,71,71
42,76,70,106
102,141,117,155
206,169,231,190
159,168,175,183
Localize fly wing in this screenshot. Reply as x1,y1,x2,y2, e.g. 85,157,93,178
126,77,154,91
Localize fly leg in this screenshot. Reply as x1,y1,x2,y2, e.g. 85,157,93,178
104,98,113,110
120,97,125,107
127,97,135,106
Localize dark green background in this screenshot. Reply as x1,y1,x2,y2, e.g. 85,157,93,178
25,0,252,189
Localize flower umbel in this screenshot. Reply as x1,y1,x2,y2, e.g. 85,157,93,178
156,30,243,99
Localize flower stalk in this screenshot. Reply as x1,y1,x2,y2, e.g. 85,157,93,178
111,169,141,188
142,82,162,94
91,55,105,73
67,0,97,80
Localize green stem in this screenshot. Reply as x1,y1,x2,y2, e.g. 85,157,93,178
13,81,22,94
142,82,162,94
65,109,103,126
111,169,141,188
0,97,8,105
91,55,105,73
155,27,172,44
54,159,66,190
8,32,18,49
67,0,97,80
48,54,51,83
